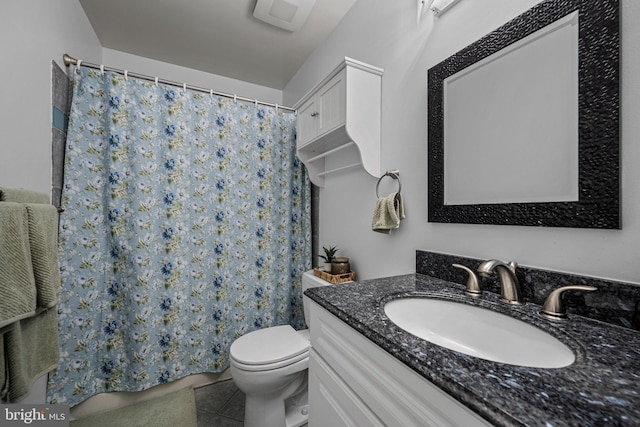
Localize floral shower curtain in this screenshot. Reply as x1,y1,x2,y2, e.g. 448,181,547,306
47,68,311,406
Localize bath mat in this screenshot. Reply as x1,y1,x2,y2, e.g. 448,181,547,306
70,386,197,427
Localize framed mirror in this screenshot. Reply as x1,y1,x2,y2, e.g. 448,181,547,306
427,0,619,228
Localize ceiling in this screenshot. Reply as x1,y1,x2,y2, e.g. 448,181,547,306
79,0,358,90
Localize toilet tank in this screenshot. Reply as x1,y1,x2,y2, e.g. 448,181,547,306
302,270,332,327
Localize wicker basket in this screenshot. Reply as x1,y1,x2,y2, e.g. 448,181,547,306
313,267,356,284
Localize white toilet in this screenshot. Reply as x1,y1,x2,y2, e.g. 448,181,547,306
229,270,331,427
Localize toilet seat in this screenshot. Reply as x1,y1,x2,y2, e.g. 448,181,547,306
230,325,310,372
231,350,309,372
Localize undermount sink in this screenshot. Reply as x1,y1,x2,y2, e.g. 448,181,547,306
384,298,575,368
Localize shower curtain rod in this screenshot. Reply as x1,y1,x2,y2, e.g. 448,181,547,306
62,54,295,113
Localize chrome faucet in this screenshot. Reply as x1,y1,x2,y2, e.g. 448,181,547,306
477,260,523,305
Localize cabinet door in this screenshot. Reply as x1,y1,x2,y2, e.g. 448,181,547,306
297,96,318,148
317,69,346,137
309,349,385,427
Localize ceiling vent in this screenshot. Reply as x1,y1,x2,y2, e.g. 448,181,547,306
253,0,317,32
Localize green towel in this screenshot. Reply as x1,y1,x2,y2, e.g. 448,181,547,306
0,203,37,328
25,204,61,308
5,308,60,402
0,188,49,204
0,188,60,402
372,192,405,234
0,327,9,402
70,386,198,427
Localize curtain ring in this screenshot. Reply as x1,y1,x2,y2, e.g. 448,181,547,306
155,76,159,87
375,170,401,198
233,94,237,103
75,59,82,74
100,64,104,75
124,70,128,80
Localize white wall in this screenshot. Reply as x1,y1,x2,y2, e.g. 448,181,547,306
0,0,102,196
102,49,283,105
284,0,640,285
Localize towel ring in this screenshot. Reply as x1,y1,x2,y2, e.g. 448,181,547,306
376,170,401,198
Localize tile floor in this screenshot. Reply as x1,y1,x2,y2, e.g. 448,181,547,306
195,379,245,427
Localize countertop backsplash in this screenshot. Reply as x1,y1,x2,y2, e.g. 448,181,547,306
416,250,640,330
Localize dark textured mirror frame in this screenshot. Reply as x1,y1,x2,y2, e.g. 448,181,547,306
427,0,619,228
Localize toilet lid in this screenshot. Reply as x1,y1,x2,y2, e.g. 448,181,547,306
230,325,310,366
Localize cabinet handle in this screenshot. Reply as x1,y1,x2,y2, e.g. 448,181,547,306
310,112,319,117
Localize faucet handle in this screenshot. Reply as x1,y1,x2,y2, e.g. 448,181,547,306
540,285,598,321
452,264,482,298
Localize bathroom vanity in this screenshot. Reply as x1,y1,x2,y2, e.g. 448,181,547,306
305,272,640,426
308,295,491,426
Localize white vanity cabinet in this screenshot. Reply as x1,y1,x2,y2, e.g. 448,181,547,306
308,300,492,427
294,58,383,187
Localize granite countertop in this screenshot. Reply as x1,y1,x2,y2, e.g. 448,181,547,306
305,274,640,427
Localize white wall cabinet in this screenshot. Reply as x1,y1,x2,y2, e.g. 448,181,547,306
294,58,383,187
308,300,492,427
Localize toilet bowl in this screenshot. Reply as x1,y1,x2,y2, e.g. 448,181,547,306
229,270,332,427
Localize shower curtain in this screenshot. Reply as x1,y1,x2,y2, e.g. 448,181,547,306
47,68,311,406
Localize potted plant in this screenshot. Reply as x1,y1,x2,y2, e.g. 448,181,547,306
319,246,338,272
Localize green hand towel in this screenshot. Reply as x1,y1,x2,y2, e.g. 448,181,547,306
25,204,61,308
0,188,49,204
372,192,405,234
0,327,8,402
5,308,60,402
0,203,37,328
